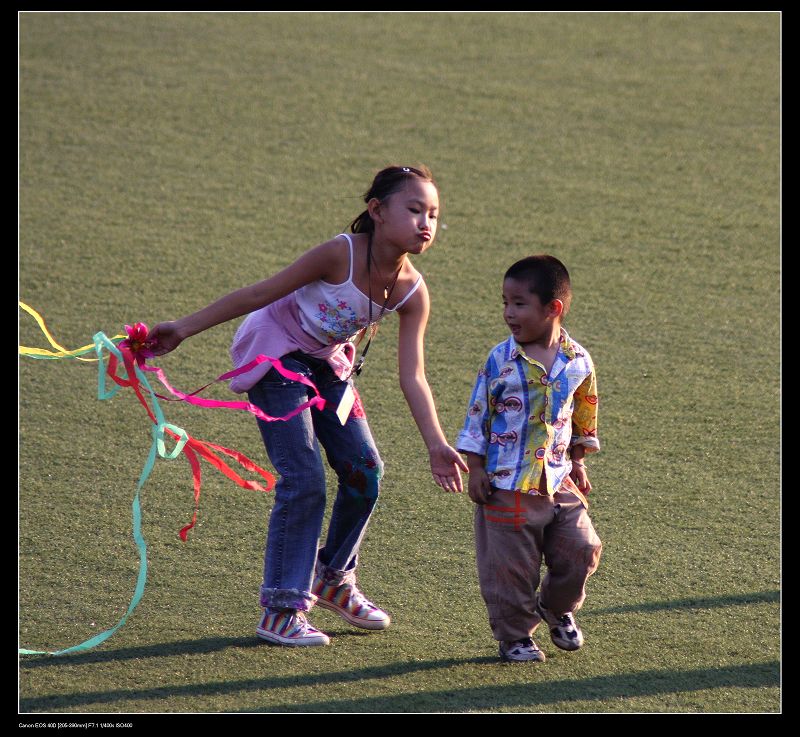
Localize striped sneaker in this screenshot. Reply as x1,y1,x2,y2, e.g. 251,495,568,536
256,608,330,647
312,576,391,630
536,602,584,651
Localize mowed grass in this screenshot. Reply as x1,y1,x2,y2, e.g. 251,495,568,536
19,12,780,714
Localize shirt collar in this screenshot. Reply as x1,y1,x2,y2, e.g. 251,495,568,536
508,328,575,364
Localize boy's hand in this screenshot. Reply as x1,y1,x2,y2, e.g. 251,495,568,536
467,466,493,505
570,462,592,494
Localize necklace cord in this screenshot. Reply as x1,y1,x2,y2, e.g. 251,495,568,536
351,233,399,377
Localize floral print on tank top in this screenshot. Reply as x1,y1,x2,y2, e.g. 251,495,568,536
316,300,370,344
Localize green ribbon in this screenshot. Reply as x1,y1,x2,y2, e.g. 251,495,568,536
19,333,182,656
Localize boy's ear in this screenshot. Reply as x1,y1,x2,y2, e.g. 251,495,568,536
548,299,565,318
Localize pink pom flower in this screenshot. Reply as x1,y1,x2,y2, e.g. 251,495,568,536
120,322,155,364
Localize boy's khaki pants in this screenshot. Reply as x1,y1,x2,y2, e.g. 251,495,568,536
474,476,603,643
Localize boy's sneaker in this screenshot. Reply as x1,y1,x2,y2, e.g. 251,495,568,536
312,575,391,630
256,608,330,647
499,637,546,663
536,602,584,651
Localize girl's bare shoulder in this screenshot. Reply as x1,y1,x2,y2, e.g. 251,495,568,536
396,265,429,315
297,234,352,283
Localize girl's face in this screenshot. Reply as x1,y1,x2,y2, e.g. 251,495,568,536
371,178,439,254
502,277,561,345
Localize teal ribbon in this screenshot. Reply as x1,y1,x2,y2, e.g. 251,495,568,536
19,332,185,656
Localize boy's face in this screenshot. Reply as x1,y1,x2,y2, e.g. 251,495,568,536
502,277,560,345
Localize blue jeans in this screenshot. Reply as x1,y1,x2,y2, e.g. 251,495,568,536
247,352,384,612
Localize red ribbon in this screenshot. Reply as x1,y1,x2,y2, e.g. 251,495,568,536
109,347,279,540
113,322,336,539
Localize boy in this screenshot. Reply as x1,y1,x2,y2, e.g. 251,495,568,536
456,255,602,663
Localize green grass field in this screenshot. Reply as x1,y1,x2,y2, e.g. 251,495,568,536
19,11,780,714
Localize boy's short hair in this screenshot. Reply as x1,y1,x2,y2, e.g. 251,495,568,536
504,255,572,315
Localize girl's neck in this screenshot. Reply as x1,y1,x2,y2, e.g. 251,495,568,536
369,231,407,272
356,231,407,305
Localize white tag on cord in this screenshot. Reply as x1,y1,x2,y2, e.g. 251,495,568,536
335,384,356,425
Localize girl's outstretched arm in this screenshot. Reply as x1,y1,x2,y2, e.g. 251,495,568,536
397,282,468,493
147,238,344,355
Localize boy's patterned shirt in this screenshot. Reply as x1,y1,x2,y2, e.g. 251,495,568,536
456,330,599,495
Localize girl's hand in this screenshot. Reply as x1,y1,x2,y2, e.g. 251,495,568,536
146,321,185,357
570,462,592,494
467,466,492,505
429,443,469,493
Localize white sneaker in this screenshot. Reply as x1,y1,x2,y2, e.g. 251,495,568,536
499,637,546,662
537,602,584,651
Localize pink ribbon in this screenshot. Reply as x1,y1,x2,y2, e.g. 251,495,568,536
141,354,328,421
121,322,328,422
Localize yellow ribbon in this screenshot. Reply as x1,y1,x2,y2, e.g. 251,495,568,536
18,301,124,361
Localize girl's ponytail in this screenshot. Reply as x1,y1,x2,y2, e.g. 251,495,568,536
349,209,374,234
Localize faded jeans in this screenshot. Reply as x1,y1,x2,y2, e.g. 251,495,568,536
247,352,384,612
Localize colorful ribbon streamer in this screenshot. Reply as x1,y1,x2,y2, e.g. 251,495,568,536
18,303,325,656
18,300,125,361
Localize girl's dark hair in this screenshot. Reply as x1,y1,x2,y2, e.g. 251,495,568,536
350,165,436,234
505,255,573,315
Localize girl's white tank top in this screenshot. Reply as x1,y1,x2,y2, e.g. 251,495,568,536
228,233,423,393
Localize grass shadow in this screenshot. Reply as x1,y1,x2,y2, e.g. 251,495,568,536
265,661,780,713
19,658,778,713
592,590,780,616
19,655,497,712
19,627,376,670
18,635,261,669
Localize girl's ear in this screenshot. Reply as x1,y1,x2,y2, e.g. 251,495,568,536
366,197,383,224
548,299,565,318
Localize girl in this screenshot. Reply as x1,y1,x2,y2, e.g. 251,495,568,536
147,165,468,647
